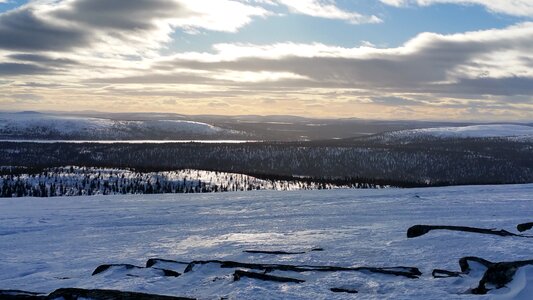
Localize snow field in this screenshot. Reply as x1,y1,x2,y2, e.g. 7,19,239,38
0,184,532,299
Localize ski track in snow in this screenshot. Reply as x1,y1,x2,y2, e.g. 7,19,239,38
0,185,532,299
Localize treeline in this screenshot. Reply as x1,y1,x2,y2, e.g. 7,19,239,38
0,167,387,198
1,137,532,187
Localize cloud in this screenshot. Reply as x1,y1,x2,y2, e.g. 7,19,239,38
8,53,78,66
135,22,532,97
0,7,88,51
0,63,52,75
379,0,533,17
274,0,381,23
371,96,421,106
0,0,269,55
0,1,531,120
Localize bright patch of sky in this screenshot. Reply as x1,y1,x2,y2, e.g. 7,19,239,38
169,2,523,53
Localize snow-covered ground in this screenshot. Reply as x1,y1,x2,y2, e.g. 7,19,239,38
0,112,242,140
387,124,533,139
0,185,532,299
1,167,357,197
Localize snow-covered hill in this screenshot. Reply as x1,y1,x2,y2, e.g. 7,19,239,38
1,185,532,299
0,112,244,140
0,167,369,197
386,124,533,139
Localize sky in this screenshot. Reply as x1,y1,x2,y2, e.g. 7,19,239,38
0,0,532,121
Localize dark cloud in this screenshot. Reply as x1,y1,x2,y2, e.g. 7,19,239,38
436,76,533,96
1,54,77,76
0,8,88,51
8,53,78,66
0,63,52,75
0,0,187,53
52,0,185,30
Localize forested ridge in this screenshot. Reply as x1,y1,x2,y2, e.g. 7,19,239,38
1,136,532,192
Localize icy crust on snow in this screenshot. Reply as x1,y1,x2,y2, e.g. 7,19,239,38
0,185,532,299
387,124,533,139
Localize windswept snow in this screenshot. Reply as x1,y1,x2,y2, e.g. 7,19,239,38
1,185,532,299
388,124,533,139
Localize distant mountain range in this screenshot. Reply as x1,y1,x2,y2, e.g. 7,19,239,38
1,111,531,141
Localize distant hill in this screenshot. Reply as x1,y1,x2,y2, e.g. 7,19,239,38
0,112,245,140
0,111,489,141
386,124,533,139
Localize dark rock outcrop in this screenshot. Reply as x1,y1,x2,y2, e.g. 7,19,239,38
183,260,421,278
92,263,180,277
146,258,190,268
243,248,323,255
407,225,527,238
458,256,493,272
517,222,533,232
47,288,194,300
437,256,533,295
0,290,46,299
233,270,305,283
92,264,143,276
330,287,358,294
1,288,194,300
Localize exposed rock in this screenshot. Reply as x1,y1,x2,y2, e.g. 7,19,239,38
0,288,195,300
244,250,306,255
448,256,533,295
458,256,493,273
407,225,527,238
47,288,194,300
146,258,190,268
92,263,180,277
243,248,323,255
233,270,305,283
517,222,533,232
183,260,421,278
0,290,46,299
92,264,143,276
330,287,358,294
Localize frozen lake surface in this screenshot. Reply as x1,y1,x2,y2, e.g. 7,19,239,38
1,185,532,299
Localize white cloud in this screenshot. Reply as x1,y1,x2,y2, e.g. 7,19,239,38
380,0,533,17
171,0,271,33
211,70,309,82
275,0,381,23
149,22,533,97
